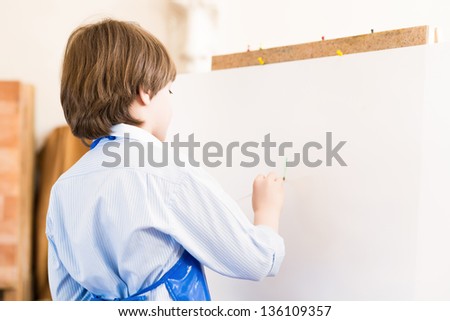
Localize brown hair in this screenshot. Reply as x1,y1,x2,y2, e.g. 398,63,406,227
61,19,176,139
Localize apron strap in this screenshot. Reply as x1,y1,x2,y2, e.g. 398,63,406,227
90,250,210,301
90,135,116,150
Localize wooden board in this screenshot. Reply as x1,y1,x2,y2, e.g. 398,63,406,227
0,81,34,300
212,26,429,70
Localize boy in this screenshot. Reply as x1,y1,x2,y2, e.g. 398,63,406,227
46,19,285,301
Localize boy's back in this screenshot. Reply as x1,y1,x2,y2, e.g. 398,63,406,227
47,125,182,300
47,124,284,300
47,19,285,301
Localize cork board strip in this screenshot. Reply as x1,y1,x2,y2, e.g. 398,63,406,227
212,26,429,70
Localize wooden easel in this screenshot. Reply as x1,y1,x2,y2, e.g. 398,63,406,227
212,26,429,70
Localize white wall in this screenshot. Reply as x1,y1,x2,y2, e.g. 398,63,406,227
214,0,450,55
2,0,450,147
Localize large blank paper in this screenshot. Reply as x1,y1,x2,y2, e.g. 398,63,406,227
169,44,449,300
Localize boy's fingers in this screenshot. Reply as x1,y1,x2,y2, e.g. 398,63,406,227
268,172,285,182
255,174,265,181
267,171,278,180
256,172,284,182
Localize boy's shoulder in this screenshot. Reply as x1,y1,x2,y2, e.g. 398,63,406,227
55,145,194,187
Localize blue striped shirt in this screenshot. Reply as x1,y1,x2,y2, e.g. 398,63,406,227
46,124,285,300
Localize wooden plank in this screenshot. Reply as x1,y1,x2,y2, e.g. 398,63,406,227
0,114,19,147
17,84,34,300
0,197,18,237
0,82,34,300
212,26,429,70
0,267,17,288
0,149,20,173
0,172,20,196
2,289,18,301
0,244,17,268
0,82,20,103
0,82,20,115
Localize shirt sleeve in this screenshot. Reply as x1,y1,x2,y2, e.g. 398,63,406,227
162,167,285,281
47,235,92,300
46,193,91,301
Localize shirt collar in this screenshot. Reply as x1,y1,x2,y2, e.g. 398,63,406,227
110,123,162,145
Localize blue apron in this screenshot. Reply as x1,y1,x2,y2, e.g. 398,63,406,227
89,136,211,301
90,250,211,301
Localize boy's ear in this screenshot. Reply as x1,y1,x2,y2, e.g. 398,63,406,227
137,88,152,106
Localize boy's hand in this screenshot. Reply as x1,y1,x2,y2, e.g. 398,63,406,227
252,172,285,232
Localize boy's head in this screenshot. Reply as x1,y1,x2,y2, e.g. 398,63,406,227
61,19,176,140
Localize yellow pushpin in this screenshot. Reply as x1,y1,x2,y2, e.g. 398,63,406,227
257,57,265,65
336,49,343,56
